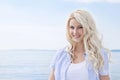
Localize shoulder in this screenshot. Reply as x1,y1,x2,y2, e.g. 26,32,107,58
50,47,68,69
56,47,66,54
101,48,109,59
54,47,67,60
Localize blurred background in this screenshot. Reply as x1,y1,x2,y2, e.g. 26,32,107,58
0,0,120,50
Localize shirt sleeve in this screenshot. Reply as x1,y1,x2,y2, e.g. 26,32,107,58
99,49,109,75
50,49,63,70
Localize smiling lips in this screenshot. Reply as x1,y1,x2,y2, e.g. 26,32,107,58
73,35,81,38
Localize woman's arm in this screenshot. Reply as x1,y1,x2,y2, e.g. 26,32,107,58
48,70,55,80
100,75,110,80
99,49,110,80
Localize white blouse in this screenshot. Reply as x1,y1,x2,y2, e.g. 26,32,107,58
66,60,89,80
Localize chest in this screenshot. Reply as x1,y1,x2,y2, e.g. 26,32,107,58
66,60,89,80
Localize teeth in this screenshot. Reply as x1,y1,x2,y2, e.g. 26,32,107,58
74,35,79,37
74,36,80,38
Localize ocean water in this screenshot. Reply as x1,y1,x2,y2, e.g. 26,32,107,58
0,50,55,80
0,50,119,80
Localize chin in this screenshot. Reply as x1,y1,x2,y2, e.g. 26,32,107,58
73,39,81,43
72,38,83,43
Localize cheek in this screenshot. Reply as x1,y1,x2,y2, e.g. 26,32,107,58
67,29,72,38
79,29,83,34
69,29,73,35
82,30,84,34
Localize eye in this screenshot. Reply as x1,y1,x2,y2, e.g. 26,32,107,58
70,26,74,29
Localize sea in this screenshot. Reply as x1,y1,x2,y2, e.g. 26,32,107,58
0,49,119,80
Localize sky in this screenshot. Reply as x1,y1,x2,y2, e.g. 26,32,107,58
0,0,120,50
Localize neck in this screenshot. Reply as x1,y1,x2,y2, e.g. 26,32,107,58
74,42,85,55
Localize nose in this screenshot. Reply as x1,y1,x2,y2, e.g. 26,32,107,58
73,28,77,35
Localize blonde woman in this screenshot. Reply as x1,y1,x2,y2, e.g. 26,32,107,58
49,10,110,80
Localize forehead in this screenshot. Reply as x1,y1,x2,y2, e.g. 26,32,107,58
69,18,82,26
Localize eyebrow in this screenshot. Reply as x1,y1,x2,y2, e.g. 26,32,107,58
78,25,83,28
69,25,82,27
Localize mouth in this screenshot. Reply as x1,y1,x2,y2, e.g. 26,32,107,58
73,35,80,38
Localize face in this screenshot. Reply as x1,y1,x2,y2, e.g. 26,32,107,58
69,18,84,43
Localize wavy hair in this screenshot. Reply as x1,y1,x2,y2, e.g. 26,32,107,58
66,10,110,74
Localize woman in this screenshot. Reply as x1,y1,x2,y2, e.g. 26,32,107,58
49,10,110,80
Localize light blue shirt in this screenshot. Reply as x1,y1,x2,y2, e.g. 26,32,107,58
50,47,109,80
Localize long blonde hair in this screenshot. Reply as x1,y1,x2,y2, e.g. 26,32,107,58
66,10,110,74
